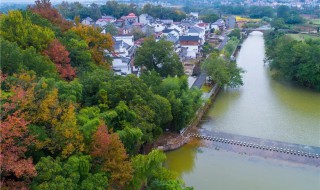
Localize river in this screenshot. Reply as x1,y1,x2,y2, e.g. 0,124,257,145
166,32,320,190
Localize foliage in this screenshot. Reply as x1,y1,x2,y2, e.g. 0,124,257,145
228,28,241,40
141,4,186,21
200,13,219,23
202,54,244,88
104,23,119,36
128,149,192,190
276,5,304,24
0,113,36,189
248,6,274,18
223,37,239,58
0,5,194,190
44,39,76,80
71,25,113,67
135,37,184,77
265,32,320,90
32,155,108,190
90,124,133,189
29,0,72,32
0,10,55,52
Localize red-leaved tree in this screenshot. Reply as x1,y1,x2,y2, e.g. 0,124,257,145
0,112,36,189
29,0,72,32
91,124,133,190
44,39,76,80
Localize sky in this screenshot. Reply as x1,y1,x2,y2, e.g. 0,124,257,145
1,0,105,3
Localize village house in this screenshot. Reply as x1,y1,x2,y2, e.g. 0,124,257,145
108,35,137,76
186,26,205,45
161,28,180,38
96,16,116,27
124,13,138,25
139,14,154,25
211,19,225,31
81,17,93,25
179,36,200,59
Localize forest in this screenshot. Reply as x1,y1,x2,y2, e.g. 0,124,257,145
0,1,199,189
264,31,320,91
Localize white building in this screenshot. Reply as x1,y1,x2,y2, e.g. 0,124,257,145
179,36,200,59
113,35,134,46
186,26,205,45
139,14,154,25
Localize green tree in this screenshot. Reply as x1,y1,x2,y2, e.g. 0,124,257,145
0,10,55,52
135,37,184,77
202,55,244,88
32,156,108,190
200,13,219,23
228,28,241,40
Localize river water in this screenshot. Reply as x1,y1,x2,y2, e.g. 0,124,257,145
166,32,320,190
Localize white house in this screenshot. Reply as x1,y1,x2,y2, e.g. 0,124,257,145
81,17,93,25
189,12,199,19
168,24,184,35
179,36,200,59
139,14,154,25
161,28,180,38
108,37,137,76
113,35,134,46
152,22,166,33
211,19,225,31
124,13,138,25
96,16,116,27
186,26,205,45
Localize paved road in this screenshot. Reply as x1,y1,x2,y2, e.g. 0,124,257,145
191,71,207,89
217,34,228,51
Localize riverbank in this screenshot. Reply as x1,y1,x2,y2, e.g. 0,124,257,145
150,84,221,152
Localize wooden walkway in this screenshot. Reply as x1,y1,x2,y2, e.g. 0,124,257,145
186,129,320,167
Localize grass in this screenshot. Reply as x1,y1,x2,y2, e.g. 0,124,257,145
235,16,261,22
201,84,212,93
309,19,320,25
286,33,319,41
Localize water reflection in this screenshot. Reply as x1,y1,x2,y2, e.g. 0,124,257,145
165,140,200,177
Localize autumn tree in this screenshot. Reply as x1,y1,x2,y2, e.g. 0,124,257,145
0,113,36,189
91,124,133,189
29,0,72,32
44,39,76,80
0,10,55,52
71,25,113,67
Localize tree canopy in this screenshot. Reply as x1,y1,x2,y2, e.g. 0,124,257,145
135,37,184,77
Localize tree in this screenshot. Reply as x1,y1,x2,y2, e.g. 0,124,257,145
132,27,146,41
32,155,108,190
0,10,55,52
200,13,219,23
44,39,76,80
135,38,184,77
91,124,133,189
202,55,244,88
0,113,36,189
29,0,72,32
271,18,286,29
71,25,113,67
117,126,143,155
129,149,192,190
104,23,119,36
228,28,241,40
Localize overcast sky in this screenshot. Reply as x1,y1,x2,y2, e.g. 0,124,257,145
1,0,104,3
